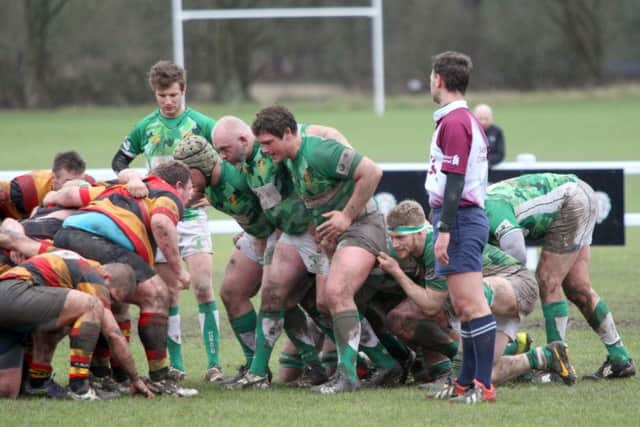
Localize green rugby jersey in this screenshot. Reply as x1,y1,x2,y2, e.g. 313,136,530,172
119,107,216,221
285,135,363,226
205,161,274,238
243,142,311,235
485,173,579,245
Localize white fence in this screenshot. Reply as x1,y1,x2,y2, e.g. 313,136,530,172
2,160,639,237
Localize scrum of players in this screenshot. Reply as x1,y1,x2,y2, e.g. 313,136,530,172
0,60,634,402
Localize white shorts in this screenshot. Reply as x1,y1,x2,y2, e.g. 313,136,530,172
277,232,330,275
155,212,212,263
236,232,278,263
494,315,521,341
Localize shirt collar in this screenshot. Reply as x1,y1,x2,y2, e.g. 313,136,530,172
433,100,468,123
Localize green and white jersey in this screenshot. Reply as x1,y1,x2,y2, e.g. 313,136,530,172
481,242,525,277
485,173,579,245
243,142,311,235
119,107,216,221
205,161,274,238
285,135,363,226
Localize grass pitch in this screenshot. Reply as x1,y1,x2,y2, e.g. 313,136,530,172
1,88,639,426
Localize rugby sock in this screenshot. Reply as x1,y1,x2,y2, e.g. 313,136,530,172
358,316,398,369
543,300,569,343
587,298,630,363
138,312,169,382
284,306,321,364
413,319,459,359
427,359,453,379
457,321,475,386
378,331,413,364
90,334,112,378
333,310,361,382
198,301,221,369
68,320,100,393
249,310,285,377
167,305,185,372
279,352,304,370
28,362,52,388
229,309,257,366
111,320,131,383
305,306,336,341
469,314,497,388
525,347,551,370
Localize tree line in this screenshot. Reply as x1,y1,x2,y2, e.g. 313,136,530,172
1,0,638,108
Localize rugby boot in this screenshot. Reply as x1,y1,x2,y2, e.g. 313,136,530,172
223,372,270,390
205,366,225,383
424,376,468,400
583,357,636,380
546,341,577,386
221,364,248,385
365,363,404,388
23,376,68,399
145,377,198,397
69,383,119,401
449,379,496,404
310,367,361,394
167,366,186,381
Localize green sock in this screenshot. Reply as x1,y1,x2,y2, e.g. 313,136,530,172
503,341,519,356
168,305,185,372
320,350,338,370
542,300,569,343
229,310,257,366
414,320,459,359
279,352,304,369
284,306,321,364
333,310,361,382
587,298,630,363
358,317,398,369
378,331,412,362
427,359,452,378
249,310,285,377
306,306,336,341
198,301,221,369
526,347,549,370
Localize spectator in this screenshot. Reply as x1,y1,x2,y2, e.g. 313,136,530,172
474,104,505,168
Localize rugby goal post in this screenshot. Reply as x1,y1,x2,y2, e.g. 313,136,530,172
171,0,386,115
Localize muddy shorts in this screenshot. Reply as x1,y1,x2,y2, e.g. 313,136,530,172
544,179,597,253
277,232,330,275
336,199,388,256
236,232,279,264
0,279,67,333
155,213,213,262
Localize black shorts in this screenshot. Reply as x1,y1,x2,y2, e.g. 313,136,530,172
0,280,67,332
54,227,156,283
21,217,64,240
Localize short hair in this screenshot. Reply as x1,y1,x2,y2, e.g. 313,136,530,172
251,105,298,139
386,200,426,230
148,60,186,91
52,151,86,174
102,263,136,298
432,51,473,94
150,159,191,187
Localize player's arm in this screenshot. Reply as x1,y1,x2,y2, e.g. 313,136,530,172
150,212,189,288
118,169,148,199
342,157,382,221
498,229,527,264
378,252,448,316
305,124,352,147
112,151,134,173
100,309,154,397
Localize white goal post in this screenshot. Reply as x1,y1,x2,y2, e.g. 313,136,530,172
170,0,386,115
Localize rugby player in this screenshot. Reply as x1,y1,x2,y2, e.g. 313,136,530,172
377,200,576,392
0,150,90,220
49,160,197,396
251,105,399,394
485,173,635,379
0,230,153,400
110,60,222,382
